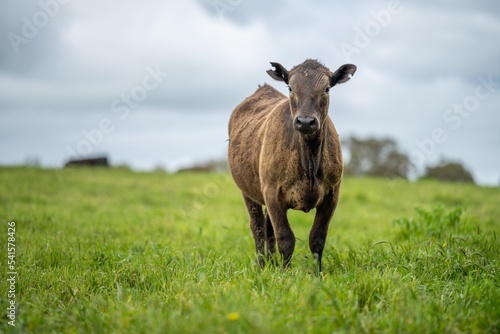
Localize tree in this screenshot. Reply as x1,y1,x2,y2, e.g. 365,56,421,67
342,136,413,179
422,160,474,183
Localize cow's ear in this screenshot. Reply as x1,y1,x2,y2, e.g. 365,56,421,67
266,62,289,84
330,64,357,87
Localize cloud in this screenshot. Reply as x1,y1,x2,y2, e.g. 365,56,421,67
364,2,500,81
1,0,277,111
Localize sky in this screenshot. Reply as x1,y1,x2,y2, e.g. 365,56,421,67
1,0,499,185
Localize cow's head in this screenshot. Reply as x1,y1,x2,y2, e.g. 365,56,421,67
267,59,356,135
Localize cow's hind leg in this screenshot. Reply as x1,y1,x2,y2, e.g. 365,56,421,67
243,195,266,267
264,208,276,261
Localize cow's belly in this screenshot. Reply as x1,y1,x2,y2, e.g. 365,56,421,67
285,181,325,212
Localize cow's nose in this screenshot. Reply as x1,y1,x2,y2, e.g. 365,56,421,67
294,116,319,133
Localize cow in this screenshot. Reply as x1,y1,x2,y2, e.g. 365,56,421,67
64,156,109,168
227,59,356,271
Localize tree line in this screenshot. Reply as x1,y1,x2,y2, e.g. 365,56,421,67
342,136,475,183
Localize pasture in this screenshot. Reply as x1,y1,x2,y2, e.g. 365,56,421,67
0,166,499,333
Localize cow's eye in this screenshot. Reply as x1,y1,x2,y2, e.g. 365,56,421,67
288,86,292,93
325,87,330,93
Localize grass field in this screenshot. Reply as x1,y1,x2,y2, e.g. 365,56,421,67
1,166,499,333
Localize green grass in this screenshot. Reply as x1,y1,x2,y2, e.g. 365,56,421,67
0,166,499,333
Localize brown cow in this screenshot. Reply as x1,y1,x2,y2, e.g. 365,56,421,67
228,59,357,271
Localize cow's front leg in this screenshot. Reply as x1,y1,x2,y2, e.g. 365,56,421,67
309,187,339,273
264,190,295,268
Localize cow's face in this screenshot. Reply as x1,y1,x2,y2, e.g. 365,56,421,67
267,60,356,135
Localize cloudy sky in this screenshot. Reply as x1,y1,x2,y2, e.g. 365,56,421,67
1,0,499,185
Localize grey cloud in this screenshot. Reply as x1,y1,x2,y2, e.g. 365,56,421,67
365,4,500,81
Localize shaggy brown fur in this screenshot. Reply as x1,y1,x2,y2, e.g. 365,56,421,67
228,59,357,271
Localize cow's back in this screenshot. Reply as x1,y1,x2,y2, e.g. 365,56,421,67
228,84,287,204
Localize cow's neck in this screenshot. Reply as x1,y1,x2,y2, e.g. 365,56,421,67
296,130,325,189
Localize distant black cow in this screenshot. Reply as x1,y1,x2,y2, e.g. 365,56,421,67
65,157,109,168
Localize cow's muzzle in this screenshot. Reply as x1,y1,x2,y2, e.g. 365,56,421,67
294,116,319,134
